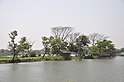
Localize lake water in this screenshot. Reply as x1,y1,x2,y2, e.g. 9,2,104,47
0,56,124,82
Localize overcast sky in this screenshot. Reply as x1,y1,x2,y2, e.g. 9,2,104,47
0,0,124,49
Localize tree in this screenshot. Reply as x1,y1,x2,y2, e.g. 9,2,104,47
50,37,62,55
51,26,74,41
18,37,27,56
89,45,99,56
51,27,81,56
97,40,115,57
68,42,78,54
8,30,18,62
26,41,35,56
67,32,80,43
89,33,108,46
18,37,34,57
89,33,108,56
76,35,90,58
65,33,80,55
42,36,51,58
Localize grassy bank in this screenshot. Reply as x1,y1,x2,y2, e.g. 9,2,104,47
0,56,65,64
0,55,116,64
0,56,12,64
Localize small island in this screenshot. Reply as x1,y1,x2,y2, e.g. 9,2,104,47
0,26,122,64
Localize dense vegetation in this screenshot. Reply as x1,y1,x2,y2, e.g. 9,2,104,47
0,26,122,63
41,27,116,59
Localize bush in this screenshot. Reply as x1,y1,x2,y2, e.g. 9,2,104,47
21,54,28,58
29,52,36,57
21,55,26,58
44,56,64,61
52,56,64,60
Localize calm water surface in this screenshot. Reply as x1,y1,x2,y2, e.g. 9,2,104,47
0,56,124,82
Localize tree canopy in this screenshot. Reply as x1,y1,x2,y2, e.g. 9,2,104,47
6,27,117,61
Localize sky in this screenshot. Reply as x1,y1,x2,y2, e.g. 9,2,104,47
0,0,124,50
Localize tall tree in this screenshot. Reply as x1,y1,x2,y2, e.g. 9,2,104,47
89,33,108,46
76,35,90,58
68,42,78,54
51,26,74,41
89,33,108,56
8,30,18,62
18,37,27,55
67,32,80,43
42,36,50,58
66,33,80,55
97,40,115,57
50,37,63,55
18,37,34,57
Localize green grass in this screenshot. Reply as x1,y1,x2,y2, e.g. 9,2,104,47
43,56,64,61
0,56,12,64
0,56,12,60
20,56,43,62
0,56,65,64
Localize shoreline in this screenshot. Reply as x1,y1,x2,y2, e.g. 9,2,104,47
0,56,117,64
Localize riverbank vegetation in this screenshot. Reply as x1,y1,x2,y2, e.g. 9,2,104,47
0,26,122,63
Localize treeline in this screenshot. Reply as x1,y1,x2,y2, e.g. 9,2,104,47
41,26,116,59
1,26,119,62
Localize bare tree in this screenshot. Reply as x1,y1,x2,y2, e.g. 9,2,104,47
67,32,80,43
89,33,108,46
51,26,74,41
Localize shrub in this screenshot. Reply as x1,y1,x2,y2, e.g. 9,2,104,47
29,52,36,57
52,56,64,60
44,56,64,61
21,54,28,58
21,55,26,58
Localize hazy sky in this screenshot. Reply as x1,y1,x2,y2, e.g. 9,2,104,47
0,0,124,49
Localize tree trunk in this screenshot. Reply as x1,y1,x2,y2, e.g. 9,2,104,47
42,54,45,58
12,47,16,62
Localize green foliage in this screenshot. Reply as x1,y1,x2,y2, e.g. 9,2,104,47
44,56,64,61
90,45,100,56
89,33,107,46
76,35,90,46
41,36,51,58
5,27,116,64
29,51,36,57
18,37,33,56
97,40,115,56
42,35,68,58
21,54,28,58
68,43,78,53
0,56,12,60
20,57,42,62
8,30,19,62
41,28,116,59
50,37,61,55
21,55,26,58
76,35,90,58
8,30,34,63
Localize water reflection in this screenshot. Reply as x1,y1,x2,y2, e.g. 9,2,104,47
0,56,124,82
